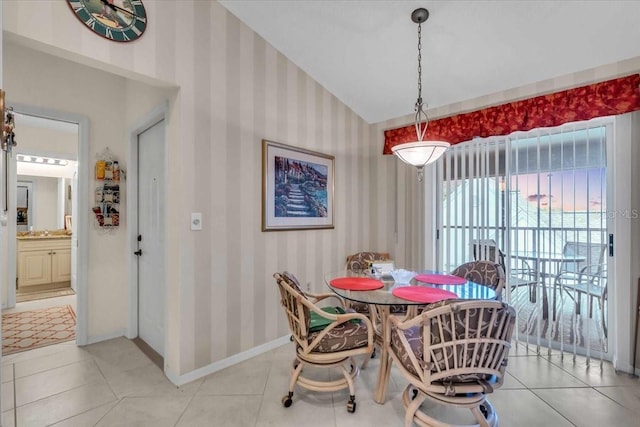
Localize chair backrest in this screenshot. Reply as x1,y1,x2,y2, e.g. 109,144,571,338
561,242,606,274
392,299,516,388
345,252,391,273
451,260,505,298
273,272,311,345
471,239,506,272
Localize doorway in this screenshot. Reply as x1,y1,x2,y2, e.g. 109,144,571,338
437,119,612,361
127,104,167,364
2,105,89,349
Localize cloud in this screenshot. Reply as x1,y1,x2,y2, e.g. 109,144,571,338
590,199,602,207
527,193,553,202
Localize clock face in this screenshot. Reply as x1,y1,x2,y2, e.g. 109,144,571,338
67,0,147,42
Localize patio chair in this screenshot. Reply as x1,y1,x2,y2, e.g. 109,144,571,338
388,299,516,427
451,260,506,300
556,242,606,277
554,243,608,337
472,239,538,301
273,271,374,413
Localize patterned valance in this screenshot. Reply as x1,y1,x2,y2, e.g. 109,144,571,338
383,74,640,154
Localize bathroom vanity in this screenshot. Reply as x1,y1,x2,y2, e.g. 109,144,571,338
16,234,71,291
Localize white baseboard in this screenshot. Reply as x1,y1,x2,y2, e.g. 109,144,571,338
165,335,291,386
85,329,126,345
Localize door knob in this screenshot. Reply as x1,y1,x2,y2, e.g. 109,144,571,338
134,249,142,256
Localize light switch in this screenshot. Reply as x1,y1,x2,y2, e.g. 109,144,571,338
191,212,202,230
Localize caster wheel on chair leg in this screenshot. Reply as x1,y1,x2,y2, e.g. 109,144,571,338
371,348,376,359
479,404,489,417
282,393,293,408
346,395,356,413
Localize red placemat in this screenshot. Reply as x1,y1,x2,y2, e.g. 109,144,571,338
330,277,384,291
415,274,467,285
392,286,458,303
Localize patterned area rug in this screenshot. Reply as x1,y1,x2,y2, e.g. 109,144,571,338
2,305,76,355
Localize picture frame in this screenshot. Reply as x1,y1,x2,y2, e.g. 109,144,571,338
262,139,334,231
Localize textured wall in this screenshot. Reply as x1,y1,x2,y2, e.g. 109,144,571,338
2,1,397,376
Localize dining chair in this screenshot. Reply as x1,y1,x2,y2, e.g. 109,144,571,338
451,260,506,300
472,239,537,301
273,271,374,413
345,251,406,361
387,299,516,427
345,251,392,274
344,251,392,316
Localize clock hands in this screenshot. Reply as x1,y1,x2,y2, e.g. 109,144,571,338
99,0,141,20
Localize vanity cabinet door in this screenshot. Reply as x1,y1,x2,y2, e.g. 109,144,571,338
51,249,72,283
18,250,52,287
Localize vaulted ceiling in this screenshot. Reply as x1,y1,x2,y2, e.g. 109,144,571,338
219,1,640,124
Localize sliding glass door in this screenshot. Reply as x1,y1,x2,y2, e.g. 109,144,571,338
438,118,611,360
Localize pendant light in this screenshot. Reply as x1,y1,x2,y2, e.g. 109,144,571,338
391,8,449,181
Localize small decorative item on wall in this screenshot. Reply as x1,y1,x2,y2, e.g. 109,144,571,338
93,147,120,232
262,140,334,231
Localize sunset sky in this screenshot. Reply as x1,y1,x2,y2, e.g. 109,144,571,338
510,168,605,212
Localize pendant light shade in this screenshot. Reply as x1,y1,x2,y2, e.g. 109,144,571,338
391,141,449,168
392,8,449,181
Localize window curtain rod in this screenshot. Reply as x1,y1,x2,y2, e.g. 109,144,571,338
383,73,640,154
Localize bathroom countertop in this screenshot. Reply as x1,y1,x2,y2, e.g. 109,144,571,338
16,232,71,240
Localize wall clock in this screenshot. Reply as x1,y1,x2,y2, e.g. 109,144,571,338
67,0,147,42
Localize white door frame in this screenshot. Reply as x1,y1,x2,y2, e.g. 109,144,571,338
126,102,169,358
7,102,89,345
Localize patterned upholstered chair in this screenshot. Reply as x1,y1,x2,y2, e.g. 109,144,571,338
344,252,404,316
345,252,405,360
273,272,374,413
345,251,392,273
388,299,516,427
451,260,506,300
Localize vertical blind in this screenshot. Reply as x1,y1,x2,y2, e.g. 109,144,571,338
438,118,610,364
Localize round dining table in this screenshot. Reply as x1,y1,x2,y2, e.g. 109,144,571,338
324,269,497,404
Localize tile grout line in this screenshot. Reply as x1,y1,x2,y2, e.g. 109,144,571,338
526,386,579,426
12,364,17,427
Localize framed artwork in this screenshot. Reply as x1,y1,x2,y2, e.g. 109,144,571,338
262,139,334,231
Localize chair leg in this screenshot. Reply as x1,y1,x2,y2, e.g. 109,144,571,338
470,400,497,427
599,298,608,338
282,359,304,407
402,386,426,427
338,362,359,413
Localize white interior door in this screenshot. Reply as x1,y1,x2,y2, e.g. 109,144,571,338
137,119,166,356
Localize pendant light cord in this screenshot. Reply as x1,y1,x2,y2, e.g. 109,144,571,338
414,21,428,143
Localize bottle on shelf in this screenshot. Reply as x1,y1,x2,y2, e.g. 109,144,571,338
104,161,113,180
113,161,120,182
95,160,106,180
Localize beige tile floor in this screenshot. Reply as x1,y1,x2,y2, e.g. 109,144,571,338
1,338,640,426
